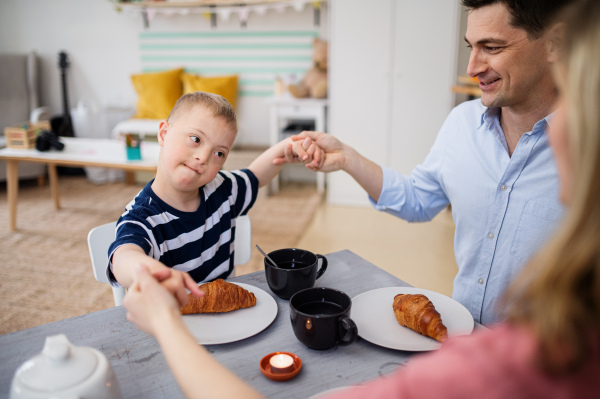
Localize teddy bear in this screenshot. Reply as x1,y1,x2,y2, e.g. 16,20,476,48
288,38,328,99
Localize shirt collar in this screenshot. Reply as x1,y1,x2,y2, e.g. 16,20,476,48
478,107,555,136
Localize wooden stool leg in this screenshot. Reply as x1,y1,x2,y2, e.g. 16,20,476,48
48,164,61,209
125,171,136,185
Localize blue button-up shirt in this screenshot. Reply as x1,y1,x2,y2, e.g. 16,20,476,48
371,99,565,325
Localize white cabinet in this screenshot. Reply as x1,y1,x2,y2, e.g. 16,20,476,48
328,0,460,206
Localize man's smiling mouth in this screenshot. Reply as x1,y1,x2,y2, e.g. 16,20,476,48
481,78,500,86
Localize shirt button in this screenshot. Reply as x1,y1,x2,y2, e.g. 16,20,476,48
487,232,494,239
478,278,484,285
500,184,507,191
382,206,387,210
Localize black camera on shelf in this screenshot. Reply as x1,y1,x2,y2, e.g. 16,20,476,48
36,130,65,152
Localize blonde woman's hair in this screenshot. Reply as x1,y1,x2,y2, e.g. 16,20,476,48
503,0,600,375
168,91,237,132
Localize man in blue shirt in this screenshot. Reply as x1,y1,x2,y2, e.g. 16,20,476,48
280,0,571,325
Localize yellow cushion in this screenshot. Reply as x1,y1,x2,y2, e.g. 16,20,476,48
182,73,238,110
131,68,184,119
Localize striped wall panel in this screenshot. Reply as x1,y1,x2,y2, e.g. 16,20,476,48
139,30,319,97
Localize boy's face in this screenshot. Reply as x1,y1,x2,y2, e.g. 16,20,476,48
157,106,236,194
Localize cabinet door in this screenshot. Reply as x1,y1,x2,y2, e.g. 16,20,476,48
328,0,394,206
328,0,460,206
390,0,460,175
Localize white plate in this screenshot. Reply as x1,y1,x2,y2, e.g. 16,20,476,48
183,282,278,345
308,386,364,399
352,287,474,351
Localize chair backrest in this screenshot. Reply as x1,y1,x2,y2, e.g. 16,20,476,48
87,221,124,306
87,215,252,306
233,215,252,266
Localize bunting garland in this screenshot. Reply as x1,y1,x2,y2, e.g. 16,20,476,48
115,0,327,29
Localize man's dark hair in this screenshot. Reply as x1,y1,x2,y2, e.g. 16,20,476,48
461,0,575,38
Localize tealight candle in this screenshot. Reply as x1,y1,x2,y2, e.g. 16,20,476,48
269,353,295,374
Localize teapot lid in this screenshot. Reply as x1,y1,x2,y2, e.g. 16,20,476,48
15,334,98,392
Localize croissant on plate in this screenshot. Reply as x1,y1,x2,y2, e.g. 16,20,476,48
392,293,448,342
180,279,257,315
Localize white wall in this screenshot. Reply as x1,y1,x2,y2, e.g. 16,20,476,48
1,0,464,200
328,0,461,206
0,0,328,146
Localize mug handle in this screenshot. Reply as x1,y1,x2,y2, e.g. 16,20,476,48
338,317,358,346
315,254,328,280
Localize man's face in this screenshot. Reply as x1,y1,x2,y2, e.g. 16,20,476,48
157,106,236,194
465,3,553,111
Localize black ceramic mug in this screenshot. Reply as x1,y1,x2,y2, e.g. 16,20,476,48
289,287,358,350
264,248,328,300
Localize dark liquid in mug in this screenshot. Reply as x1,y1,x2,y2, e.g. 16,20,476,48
297,301,344,316
277,261,311,269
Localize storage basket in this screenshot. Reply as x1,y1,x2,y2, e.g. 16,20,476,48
4,121,51,149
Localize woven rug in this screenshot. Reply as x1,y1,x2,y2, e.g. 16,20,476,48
0,176,322,334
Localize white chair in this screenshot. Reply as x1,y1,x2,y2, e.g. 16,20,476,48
87,221,124,306
233,214,252,266
87,215,252,306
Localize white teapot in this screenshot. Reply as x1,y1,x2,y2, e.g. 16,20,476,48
10,334,121,399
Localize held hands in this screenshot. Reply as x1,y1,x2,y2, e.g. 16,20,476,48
124,265,204,336
272,136,325,170
274,131,346,173
156,266,204,308
134,258,204,308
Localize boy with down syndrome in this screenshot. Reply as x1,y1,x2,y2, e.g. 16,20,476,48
107,91,323,304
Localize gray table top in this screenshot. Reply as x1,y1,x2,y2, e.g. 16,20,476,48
0,250,449,399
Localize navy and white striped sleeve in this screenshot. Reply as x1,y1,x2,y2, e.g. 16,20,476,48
229,169,259,218
106,211,155,286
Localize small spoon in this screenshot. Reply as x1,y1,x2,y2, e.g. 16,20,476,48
255,245,278,267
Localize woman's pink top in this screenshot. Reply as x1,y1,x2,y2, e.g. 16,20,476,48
325,324,600,399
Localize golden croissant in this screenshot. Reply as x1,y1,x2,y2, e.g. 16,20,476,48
392,293,448,342
180,279,257,314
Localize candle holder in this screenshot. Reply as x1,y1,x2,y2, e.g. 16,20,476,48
260,352,302,381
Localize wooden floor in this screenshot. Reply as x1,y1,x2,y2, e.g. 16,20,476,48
297,203,458,297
